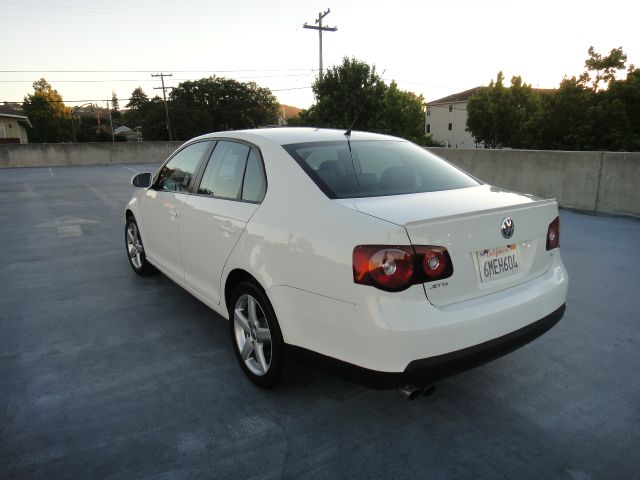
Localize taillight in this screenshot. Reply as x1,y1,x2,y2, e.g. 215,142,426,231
546,216,560,250
414,246,453,280
353,245,453,292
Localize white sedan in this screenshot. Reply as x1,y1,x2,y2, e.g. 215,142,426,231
125,128,568,393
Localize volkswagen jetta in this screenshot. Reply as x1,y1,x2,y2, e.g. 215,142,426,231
125,128,568,389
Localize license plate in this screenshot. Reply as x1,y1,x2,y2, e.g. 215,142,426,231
477,245,520,283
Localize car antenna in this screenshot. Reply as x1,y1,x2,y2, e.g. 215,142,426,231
343,114,359,137
344,68,385,137
344,68,385,187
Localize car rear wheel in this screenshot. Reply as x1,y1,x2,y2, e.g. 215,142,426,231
229,281,291,388
125,216,155,276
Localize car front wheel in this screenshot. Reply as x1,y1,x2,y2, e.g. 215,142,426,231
229,281,291,388
125,216,155,276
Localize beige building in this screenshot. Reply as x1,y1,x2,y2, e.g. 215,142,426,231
425,88,481,149
0,113,32,144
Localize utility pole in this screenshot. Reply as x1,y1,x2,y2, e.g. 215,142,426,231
106,100,115,142
303,9,337,79
152,73,173,141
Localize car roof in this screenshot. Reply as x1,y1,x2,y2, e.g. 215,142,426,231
191,127,404,146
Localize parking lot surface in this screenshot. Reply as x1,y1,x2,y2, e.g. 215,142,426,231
1,164,639,479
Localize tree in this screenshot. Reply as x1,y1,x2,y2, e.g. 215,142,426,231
467,47,639,151
579,46,628,91
466,85,496,147
382,81,427,144
140,96,169,141
22,78,73,143
607,68,640,149
111,90,122,120
170,77,279,139
505,76,543,148
536,76,593,150
126,87,149,111
296,57,387,132
75,112,101,142
123,88,167,140
466,73,541,148
292,57,432,144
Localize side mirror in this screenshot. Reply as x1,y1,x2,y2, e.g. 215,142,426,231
131,172,152,188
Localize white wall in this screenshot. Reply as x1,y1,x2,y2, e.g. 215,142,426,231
425,101,478,149
0,117,29,144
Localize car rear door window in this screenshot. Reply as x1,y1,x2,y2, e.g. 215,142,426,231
156,141,210,192
241,148,266,202
198,141,250,199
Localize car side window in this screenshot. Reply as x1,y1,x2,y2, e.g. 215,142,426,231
241,148,266,202
198,141,250,199
155,141,210,192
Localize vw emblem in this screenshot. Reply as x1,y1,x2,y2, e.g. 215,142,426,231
501,217,514,239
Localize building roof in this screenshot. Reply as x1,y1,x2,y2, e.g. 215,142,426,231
426,87,482,106
114,125,132,134
427,86,556,106
0,113,33,128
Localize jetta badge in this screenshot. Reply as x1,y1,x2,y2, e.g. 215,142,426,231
501,217,514,239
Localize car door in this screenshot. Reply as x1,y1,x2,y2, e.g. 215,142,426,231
179,141,267,305
141,141,212,280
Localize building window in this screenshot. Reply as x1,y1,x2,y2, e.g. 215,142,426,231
426,124,430,134
426,107,431,117
448,123,452,131
449,104,453,112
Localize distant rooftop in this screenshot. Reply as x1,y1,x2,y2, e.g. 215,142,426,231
427,86,555,105
427,87,482,105
0,112,32,128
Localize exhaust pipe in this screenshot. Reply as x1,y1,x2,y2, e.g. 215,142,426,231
421,384,436,397
396,385,421,401
396,384,436,400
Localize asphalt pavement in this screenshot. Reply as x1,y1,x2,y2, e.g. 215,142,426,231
1,164,639,479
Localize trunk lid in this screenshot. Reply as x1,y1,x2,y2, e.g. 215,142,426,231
336,185,559,306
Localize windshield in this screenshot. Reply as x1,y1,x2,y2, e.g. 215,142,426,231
283,140,480,199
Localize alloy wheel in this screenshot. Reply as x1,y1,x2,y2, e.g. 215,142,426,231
233,293,273,376
126,222,144,269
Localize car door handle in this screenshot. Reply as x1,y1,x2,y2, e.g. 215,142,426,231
220,222,236,234
169,209,178,219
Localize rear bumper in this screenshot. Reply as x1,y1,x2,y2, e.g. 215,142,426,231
271,253,568,374
288,303,565,389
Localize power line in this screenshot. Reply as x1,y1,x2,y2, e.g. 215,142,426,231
303,9,337,79
0,2,299,16
272,86,312,91
0,68,316,73
152,73,173,141
1,86,314,104
0,74,314,83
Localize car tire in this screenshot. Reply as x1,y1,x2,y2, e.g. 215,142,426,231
125,215,156,276
229,281,292,389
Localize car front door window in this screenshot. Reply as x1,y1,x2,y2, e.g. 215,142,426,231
156,142,210,192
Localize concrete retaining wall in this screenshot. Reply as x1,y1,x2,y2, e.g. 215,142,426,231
0,142,638,217
0,141,183,169
427,148,640,217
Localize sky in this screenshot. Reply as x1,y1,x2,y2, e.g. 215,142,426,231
1,0,639,110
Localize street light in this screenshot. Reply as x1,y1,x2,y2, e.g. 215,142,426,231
71,103,94,143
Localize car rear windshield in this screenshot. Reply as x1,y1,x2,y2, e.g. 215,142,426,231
283,140,480,199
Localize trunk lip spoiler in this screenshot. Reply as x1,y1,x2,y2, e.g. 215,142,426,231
402,199,558,227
